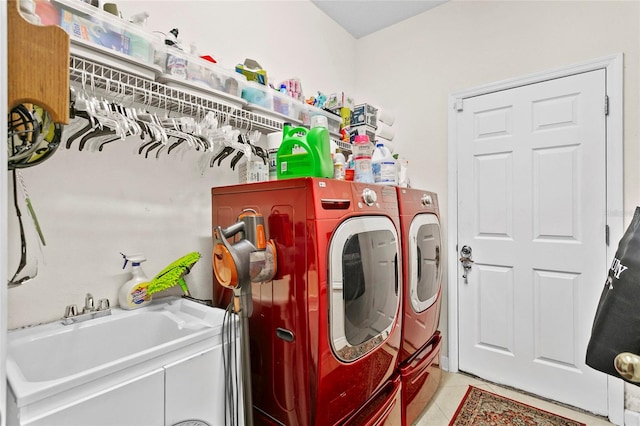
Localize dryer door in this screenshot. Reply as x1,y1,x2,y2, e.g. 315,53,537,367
409,214,442,313
329,216,401,362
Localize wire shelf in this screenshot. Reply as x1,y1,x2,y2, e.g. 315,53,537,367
67,55,354,156
68,55,283,133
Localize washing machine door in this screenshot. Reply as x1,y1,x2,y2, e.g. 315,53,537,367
409,214,442,313
328,216,401,362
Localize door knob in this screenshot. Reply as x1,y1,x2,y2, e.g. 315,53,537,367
459,245,474,283
615,352,640,382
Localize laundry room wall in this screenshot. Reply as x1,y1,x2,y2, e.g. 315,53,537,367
6,1,356,329
8,0,639,379
353,0,640,365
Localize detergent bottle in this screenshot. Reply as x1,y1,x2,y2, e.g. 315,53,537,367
276,119,333,179
267,131,283,180
372,143,397,185
333,148,346,180
118,253,152,309
353,135,375,183
309,115,332,162
344,154,355,181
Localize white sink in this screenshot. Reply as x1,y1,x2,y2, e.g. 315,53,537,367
6,296,225,408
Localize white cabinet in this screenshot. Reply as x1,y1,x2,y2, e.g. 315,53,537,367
165,348,237,425
17,370,165,426
8,343,238,426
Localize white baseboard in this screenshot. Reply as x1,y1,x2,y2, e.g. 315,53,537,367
440,355,450,372
624,409,640,425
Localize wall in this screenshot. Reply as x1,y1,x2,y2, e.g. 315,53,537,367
6,0,356,329
354,0,640,363
118,0,356,103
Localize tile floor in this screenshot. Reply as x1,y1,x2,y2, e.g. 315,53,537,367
415,370,613,425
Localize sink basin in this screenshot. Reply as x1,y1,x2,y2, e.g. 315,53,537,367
6,296,227,407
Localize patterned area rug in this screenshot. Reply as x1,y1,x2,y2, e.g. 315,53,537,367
449,386,586,426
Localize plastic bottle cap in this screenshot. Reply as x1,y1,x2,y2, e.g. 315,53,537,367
354,134,369,143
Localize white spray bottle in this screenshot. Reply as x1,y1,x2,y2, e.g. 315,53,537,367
118,253,152,309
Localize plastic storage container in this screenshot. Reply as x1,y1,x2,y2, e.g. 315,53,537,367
154,45,247,102
352,135,374,183
272,90,295,119
294,100,310,124
306,105,342,136
156,44,188,79
37,0,155,67
276,122,333,180
372,143,397,185
241,81,274,110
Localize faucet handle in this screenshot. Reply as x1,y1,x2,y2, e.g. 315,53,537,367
64,304,78,318
97,298,110,311
83,293,95,314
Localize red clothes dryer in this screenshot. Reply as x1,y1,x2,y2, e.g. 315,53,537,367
395,187,443,426
212,178,403,425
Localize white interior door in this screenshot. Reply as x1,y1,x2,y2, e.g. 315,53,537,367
456,69,609,414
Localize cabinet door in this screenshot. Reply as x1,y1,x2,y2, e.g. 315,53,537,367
29,369,164,426
165,346,236,426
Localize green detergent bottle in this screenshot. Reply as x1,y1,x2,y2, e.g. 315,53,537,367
276,119,334,179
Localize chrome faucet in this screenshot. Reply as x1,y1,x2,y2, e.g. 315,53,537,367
82,293,95,314
63,293,111,325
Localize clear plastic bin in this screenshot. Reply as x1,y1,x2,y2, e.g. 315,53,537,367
293,100,310,124
306,105,342,136
272,90,292,118
241,81,273,110
36,0,155,66
154,45,247,99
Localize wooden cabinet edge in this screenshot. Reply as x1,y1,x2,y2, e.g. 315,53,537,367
7,0,70,124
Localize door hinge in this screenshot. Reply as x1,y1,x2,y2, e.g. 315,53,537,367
605,95,609,116
606,224,610,246
454,99,463,112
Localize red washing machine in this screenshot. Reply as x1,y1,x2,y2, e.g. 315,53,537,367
212,178,403,425
395,187,443,426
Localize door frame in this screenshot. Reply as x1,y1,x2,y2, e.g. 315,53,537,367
447,53,624,424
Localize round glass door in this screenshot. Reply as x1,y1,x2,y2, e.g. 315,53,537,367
328,216,400,362
409,214,442,313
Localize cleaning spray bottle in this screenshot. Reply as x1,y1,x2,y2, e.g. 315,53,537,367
118,253,152,309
